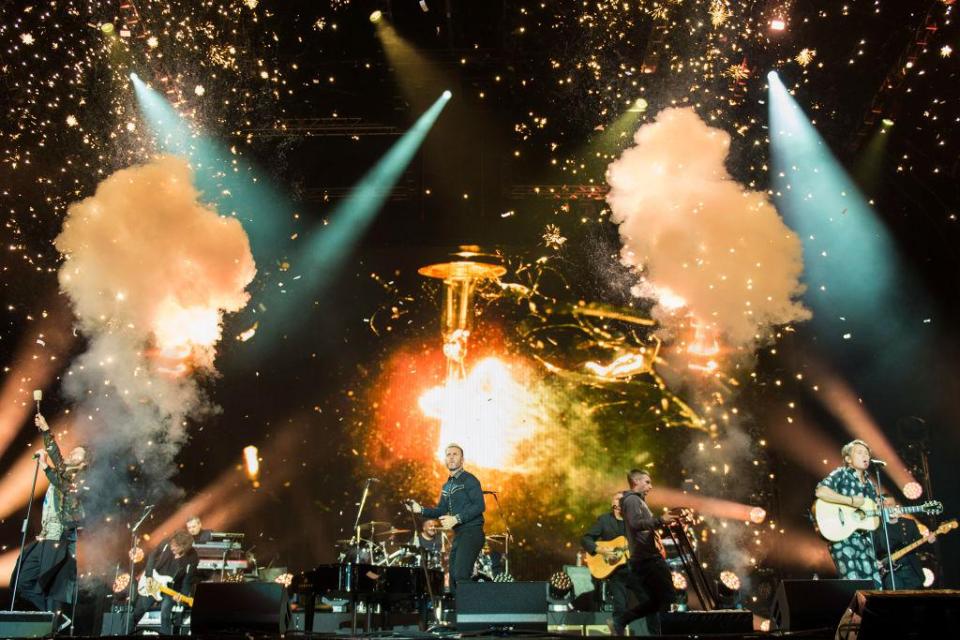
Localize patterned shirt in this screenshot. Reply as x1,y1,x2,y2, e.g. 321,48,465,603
818,466,881,586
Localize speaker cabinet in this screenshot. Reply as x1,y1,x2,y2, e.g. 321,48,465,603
847,589,960,639
456,581,548,632
661,610,752,634
0,611,56,638
770,579,874,631
192,582,290,634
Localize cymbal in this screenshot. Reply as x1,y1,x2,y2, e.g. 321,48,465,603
485,533,511,541
374,528,411,537
336,538,376,546
357,521,392,530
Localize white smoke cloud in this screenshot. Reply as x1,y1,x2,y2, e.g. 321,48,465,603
54,155,256,568
606,107,810,348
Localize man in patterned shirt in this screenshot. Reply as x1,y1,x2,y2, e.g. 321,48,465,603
815,439,882,587
12,413,88,627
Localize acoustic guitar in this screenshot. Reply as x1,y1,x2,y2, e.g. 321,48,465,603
584,536,630,579
812,498,942,542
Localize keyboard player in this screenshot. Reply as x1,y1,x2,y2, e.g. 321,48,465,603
186,516,213,544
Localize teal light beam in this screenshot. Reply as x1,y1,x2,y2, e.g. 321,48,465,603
247,90,452,351
767,71,935,392
298,90,452,285
130,74,293,259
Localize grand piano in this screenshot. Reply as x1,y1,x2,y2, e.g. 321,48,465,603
293,563,443,633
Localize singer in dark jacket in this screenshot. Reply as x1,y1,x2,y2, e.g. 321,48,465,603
407,443,485,592
11,413,88,620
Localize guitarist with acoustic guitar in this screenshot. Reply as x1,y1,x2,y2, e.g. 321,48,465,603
814,439,884,587
127,530,199,634
581,493,630,619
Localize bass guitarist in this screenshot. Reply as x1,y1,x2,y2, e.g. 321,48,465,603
814,439,883,587
872,506,936,589
127,530,198,634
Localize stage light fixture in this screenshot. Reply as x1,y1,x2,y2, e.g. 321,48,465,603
113,572,131,594
717,570,743,609
369,10,383,23
719,570,741,591
881,118,895,128
442,89,452,100
770,18,786,31
922,567,936,588
671,571,688,591
627,97,648,113
101,22,115,35
671,571,689,611
903,481,923,500
129,72,139,82
749,506,767,524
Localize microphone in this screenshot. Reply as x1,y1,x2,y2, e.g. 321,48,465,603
482,491,498,495
870,459,888,467
33,389,42,415
32,451,42,459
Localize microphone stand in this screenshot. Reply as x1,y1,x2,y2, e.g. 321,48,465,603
124,506,153,632
873,466,897,590
351,479,374,564
9,454,43,611
349,479,375,635
488,492,513,577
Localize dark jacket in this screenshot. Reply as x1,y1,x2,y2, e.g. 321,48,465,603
872,517,926,588
581,512,626,554
146,544,200,595
620,491,664,562
422,469,485,529
42,430,85,529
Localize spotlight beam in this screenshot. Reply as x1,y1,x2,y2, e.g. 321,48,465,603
129,74,293,260
248,91,453,349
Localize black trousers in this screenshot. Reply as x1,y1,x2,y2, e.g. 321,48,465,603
14,531,77,613
614,557,674,635
127,593,177,635
449,525,484,592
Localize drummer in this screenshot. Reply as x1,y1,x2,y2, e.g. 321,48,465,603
414,519,443,556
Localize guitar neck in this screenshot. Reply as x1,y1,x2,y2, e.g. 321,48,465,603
897,505,930,515
158,585,193,606
890,538,926,562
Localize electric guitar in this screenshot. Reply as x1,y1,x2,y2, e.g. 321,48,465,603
812,498,943,542
137,569,194,607
584,536,629,579
879,519,957,574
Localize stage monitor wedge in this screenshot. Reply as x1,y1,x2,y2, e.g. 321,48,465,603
848,589,960,639
0,611,56,638
770,578,873,631
191,581,290,634
457,581,548,632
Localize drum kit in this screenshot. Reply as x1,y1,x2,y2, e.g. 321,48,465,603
336,522,513,579
471,533,510,582
336,521,444,569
